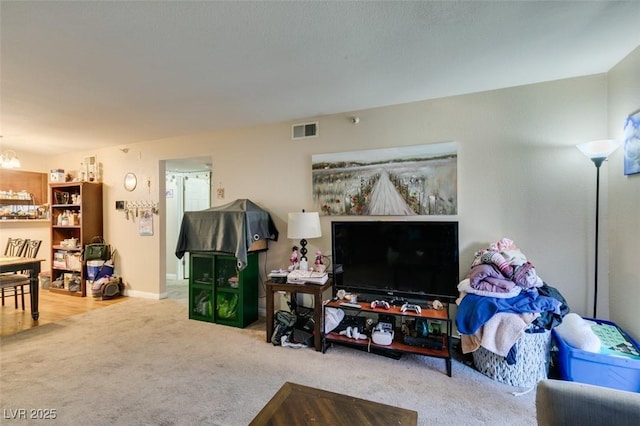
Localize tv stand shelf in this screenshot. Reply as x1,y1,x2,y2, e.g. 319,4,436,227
322,300,452,376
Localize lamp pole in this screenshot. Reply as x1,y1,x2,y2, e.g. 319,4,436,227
591,157,605,318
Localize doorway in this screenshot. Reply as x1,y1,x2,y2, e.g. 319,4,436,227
165,157,212,283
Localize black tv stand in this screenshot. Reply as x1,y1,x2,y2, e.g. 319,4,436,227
322,299,452,376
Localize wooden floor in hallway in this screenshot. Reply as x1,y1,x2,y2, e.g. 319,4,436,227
0,288,127,337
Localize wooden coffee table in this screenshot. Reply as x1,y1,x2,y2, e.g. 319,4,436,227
249,382,418,425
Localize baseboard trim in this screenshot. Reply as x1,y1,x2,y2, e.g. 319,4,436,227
123,289,166,300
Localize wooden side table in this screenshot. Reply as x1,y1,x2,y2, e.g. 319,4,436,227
265,279,332,351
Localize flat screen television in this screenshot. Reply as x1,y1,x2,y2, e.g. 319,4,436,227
331,220,459,302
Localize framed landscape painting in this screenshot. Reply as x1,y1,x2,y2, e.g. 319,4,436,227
312,142,457,216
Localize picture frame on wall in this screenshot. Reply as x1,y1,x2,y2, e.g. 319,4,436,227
623,109,640,175
311,142,458,216
139,209,154,236
84,155,98,181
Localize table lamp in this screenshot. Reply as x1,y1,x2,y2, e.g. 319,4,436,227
287,210,322,271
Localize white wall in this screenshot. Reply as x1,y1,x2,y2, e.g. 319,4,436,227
18,65,638,336
607,46,640,339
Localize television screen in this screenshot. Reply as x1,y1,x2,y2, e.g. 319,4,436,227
331,221,459,301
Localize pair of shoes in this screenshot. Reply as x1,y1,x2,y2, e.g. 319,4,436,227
271,324,290,345
281,335,306,349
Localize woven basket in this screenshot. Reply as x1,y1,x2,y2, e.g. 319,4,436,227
472,330,552,387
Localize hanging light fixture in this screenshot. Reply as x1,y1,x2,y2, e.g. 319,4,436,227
576,139,621,318
0,150,21,169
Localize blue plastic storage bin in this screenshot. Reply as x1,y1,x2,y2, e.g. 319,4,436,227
552,318,640,392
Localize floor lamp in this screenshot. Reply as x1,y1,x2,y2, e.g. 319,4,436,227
576,139,621,318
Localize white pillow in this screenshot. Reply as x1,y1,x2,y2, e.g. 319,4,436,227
554,313,601,353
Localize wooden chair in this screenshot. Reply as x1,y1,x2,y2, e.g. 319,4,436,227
15,239,43,309
4,237,27,257
1,238,28,308
0,239,41,310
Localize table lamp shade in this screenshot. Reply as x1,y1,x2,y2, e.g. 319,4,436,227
287,212,321,239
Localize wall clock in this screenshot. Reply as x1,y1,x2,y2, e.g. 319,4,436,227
124,172,137,192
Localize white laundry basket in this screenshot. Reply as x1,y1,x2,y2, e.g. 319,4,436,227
472,330,552,388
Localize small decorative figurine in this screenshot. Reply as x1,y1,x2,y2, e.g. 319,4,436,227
289,246,299,270
314,250,326,273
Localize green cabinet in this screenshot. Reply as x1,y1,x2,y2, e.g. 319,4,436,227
189,252,258,328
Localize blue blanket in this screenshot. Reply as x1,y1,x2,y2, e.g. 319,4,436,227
456,290,561,335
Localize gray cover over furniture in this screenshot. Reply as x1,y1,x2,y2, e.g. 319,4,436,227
175,199,278,269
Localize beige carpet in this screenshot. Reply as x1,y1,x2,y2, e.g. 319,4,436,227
1,297,537,425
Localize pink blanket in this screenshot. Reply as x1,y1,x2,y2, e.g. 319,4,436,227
461,312,540,356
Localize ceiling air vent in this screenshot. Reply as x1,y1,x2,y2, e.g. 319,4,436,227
292,122,319,140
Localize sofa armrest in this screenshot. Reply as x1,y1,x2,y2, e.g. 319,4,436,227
536,379,640,426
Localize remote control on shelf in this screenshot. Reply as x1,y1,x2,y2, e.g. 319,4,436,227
339,302,362,309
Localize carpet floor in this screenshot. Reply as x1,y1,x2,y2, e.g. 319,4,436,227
0,297,537,425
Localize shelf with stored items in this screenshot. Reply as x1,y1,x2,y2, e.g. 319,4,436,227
49,182,103,297
0,197,48,221
322,299,453,376
1,198,34,205
189,251,259,328
0,169,49,220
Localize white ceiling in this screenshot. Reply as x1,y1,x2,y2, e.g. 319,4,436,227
2,1,639,156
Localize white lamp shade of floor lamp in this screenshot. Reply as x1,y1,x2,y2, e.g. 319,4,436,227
577,139,621,166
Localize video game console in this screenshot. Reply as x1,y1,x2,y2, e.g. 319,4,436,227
267,269,289,283
400,303,422,315
402,335,443,350
372,323,394,345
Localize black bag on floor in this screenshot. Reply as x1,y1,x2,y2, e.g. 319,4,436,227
271,310,297,346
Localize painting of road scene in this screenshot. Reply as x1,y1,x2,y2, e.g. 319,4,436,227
312,142,457,216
